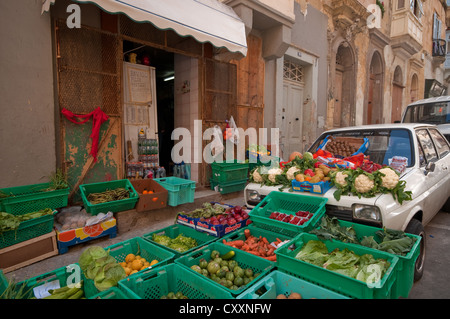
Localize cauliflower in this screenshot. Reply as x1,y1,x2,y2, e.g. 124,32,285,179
378,167,399,190
252,169,263,183
334,171,349,187
268,168,283,183
286,167,300,180
354,174,375,193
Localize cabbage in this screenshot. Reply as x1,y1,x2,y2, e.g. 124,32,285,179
78,245,126,291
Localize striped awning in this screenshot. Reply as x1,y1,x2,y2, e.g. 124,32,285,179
42,0,247,56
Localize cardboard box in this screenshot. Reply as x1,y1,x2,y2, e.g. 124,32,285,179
56,218,117,254
131,179,168,212
0,230,58,273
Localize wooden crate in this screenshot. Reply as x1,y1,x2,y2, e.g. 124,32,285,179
0,230,58,274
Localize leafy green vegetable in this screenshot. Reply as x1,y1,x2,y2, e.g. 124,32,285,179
361,227,416,256
295,239,390,284
310,216,416,257
152,233,197,253
78,245,126,292
310,215,359,244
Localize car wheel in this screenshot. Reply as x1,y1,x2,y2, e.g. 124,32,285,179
405,218,425,281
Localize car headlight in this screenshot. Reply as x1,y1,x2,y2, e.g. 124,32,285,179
246,189,261,202
352,204,382,226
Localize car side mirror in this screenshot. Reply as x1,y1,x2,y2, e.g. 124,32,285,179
424,162,436,175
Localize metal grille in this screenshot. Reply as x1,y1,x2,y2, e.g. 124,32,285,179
283,59,304,83
56,20,121,115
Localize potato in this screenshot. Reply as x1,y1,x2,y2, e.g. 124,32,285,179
295,173,305,182
288,292,302,299
276,294,287,299
310,175,321,184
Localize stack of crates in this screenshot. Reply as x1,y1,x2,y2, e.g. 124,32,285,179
210,160,249,194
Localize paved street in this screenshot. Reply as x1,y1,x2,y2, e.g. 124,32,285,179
408,210,450,299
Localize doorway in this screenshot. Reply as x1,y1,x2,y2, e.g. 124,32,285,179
391,66,404,123
122,41,175,174
281,59,304,156
367,51,383,124
334,44,355,128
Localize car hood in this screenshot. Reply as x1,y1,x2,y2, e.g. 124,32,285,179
246,167,414,209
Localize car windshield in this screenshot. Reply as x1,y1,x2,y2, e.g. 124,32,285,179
403,102,450,125
309,128,414,167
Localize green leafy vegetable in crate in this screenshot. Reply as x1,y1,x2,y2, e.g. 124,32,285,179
175,202,226,221
0,208,54,234
0,277,37,299
152,233,197,253
361,228,416,256
78,246,126,291
295,240,390,285
87,187,130,205
311,216,417,256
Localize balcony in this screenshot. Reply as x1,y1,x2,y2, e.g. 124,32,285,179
390,8,423,58
433,39,446,66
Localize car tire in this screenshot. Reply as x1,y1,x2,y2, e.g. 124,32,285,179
405,218,425,282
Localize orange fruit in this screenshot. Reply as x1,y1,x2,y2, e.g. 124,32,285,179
150,259,158,266
143,190,148,194
125,254,135,263
131,259,144,271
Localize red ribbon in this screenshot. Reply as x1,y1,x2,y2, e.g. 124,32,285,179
61,107,109,162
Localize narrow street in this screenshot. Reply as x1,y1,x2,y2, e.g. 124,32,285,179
408,210,450,299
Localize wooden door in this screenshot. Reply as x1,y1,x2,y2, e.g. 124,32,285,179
391,84,403,122
55,21,122,203
334,70,343,128
367,74,375,124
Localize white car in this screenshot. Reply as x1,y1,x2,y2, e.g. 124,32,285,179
244,123,450,280
401,96,450,141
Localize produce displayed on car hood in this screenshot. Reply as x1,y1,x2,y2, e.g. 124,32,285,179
249,148,412,204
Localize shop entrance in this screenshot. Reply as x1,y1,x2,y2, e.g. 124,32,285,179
122,41,175,177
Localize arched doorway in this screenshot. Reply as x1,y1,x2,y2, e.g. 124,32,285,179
334,43,355,128
410,74,419,103
367,51,383,124
391,66,404,122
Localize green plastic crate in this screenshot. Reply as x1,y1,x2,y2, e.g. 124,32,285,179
80,179,139,215
237,270,349,299
0,182,69,216
0,264,82,299
248,191,327,236
175,242,274,296
210,178,247,194
221,224,293,263
275,233,400,299
153,177,195,206
118,263,235,299
90,287,137,299
211,160,249,183
82,237,175,298
312,218,421,299
142,224,218,257
0,210,56,249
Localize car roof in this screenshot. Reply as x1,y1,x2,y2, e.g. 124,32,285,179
322,123,437,134
407,95,450,106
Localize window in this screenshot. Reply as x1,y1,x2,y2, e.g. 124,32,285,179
410,0,423,19
416,129,438,163
433,13,442,40
397,0,405,10
283,60,304,84
429,129,450,158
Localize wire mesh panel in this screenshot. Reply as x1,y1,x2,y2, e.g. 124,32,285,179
56,20,121,115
